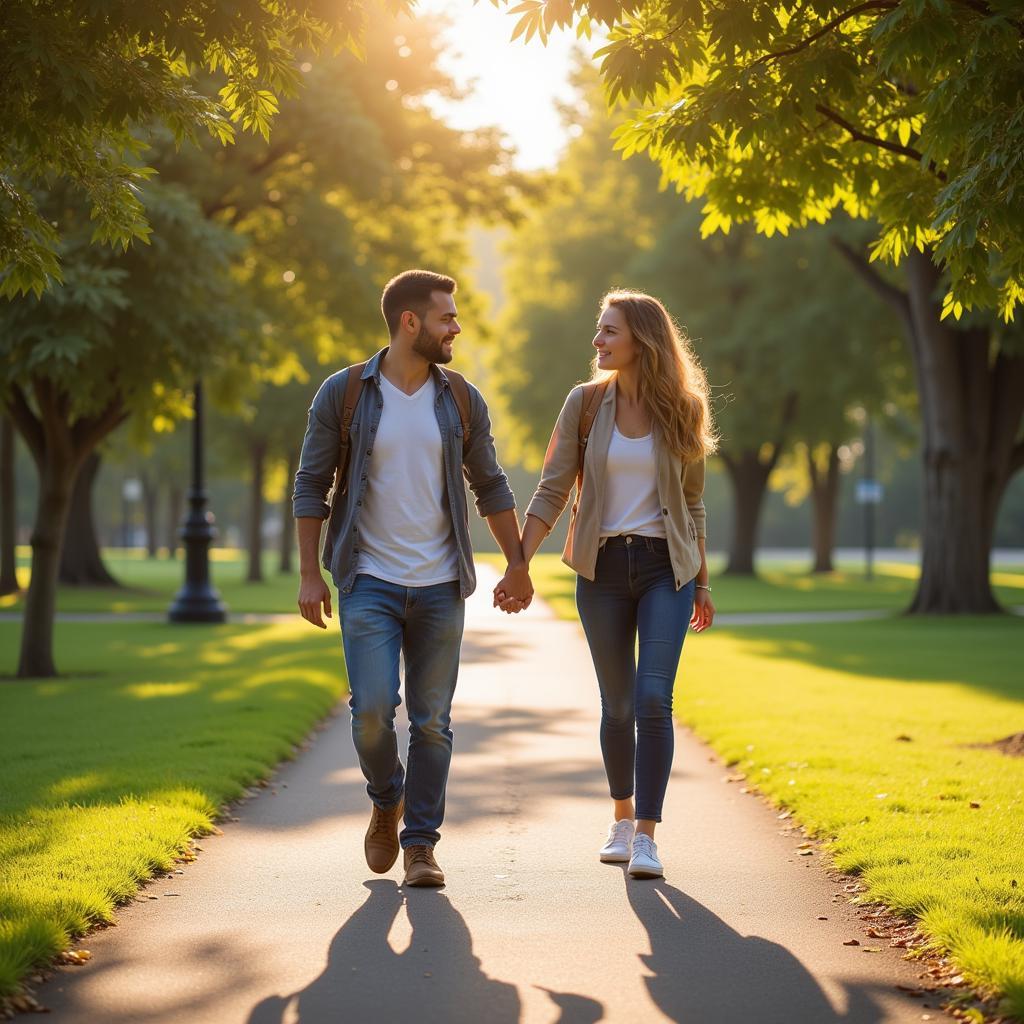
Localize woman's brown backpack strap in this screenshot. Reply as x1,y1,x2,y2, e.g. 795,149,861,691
577,380,609,489
335,362,368,499
439,367,472,448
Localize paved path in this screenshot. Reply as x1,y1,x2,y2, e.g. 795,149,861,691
41,568,945,1023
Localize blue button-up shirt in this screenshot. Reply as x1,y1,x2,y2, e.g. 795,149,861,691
292,348,516,598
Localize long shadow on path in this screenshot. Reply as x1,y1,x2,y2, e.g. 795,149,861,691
247,880,521,1024
625,874,891,1023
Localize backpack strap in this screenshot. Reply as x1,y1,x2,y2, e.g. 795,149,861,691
577,380,609,491
439,367,472,449
335,362,367,499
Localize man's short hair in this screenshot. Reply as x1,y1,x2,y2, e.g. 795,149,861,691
381,270,457,337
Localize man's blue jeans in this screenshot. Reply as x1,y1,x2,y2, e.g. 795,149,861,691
338,574,465,848
575,535,695,823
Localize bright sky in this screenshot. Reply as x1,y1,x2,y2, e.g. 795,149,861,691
412,0,593,170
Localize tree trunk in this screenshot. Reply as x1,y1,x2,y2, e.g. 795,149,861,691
19,460,76,676
0,416,18,595
58,451,120,586
279,447,296,574
836,242,1024,613
807,443,841,574
8,378,128,677
721,450,775,575
247,438,267,583
140,472,159,558
166,485,183,558
903,250,1024,613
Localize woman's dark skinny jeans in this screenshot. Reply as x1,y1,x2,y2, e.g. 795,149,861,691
575,535,695,823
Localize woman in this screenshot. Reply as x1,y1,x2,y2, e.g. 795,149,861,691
499,289,716,879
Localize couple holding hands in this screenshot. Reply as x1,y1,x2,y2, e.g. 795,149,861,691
294,269,716,888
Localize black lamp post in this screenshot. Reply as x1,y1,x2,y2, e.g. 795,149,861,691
169,378,227,623
863,414,876,582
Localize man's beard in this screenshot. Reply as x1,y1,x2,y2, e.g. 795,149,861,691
412,325,453,364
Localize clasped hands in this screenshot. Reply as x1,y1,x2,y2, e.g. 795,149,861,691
492,561,533,615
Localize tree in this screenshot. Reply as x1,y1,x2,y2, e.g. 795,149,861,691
496,64,663,469
509,0,1024,611
170,15,525,583
1,182,253,676
0,416,17,595
498,66,902,573
0,0,409,298
58,452,120,585
633,214,902,574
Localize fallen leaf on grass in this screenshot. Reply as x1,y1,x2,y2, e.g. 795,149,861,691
55,950,91,965
969,801,981,809
8,993,47,1013
895,985,924,997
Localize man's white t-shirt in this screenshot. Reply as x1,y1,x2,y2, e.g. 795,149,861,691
356,373,460,587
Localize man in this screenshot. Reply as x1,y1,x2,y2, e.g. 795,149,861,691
293,269,532,887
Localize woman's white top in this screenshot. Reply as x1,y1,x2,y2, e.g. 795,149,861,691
599,425,667,539
356,373,460,587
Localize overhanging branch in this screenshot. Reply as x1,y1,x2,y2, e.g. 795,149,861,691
831,238,912,321
757,1,898,65
6,384,45,468
949,0,1024,37
72,399,130,457
814,103,947,181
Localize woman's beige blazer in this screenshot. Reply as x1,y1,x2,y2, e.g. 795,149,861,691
526,381,706,589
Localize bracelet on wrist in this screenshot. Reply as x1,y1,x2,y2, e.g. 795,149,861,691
695,583,711,592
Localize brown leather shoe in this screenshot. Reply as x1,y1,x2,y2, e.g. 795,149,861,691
402,845,445,887
364,797,404,874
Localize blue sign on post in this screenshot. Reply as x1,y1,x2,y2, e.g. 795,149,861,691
855,480,884,505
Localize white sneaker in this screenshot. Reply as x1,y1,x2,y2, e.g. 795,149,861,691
628,834,663,878
599,819,635,862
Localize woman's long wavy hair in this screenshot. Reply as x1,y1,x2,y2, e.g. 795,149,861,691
590,289,717,463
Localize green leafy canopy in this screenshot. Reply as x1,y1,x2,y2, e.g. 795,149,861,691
500,0,1024,321
0,0,411,299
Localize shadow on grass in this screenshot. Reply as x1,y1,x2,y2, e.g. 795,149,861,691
0,621,344,822
715,616,1024,700
0,621,607,832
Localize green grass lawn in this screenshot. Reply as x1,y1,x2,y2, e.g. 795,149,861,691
678,618,1024,1018
520,557,1024,1018
5,547,1023,618
1,548,300,615
477,552,1024,619
0,619,345,998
